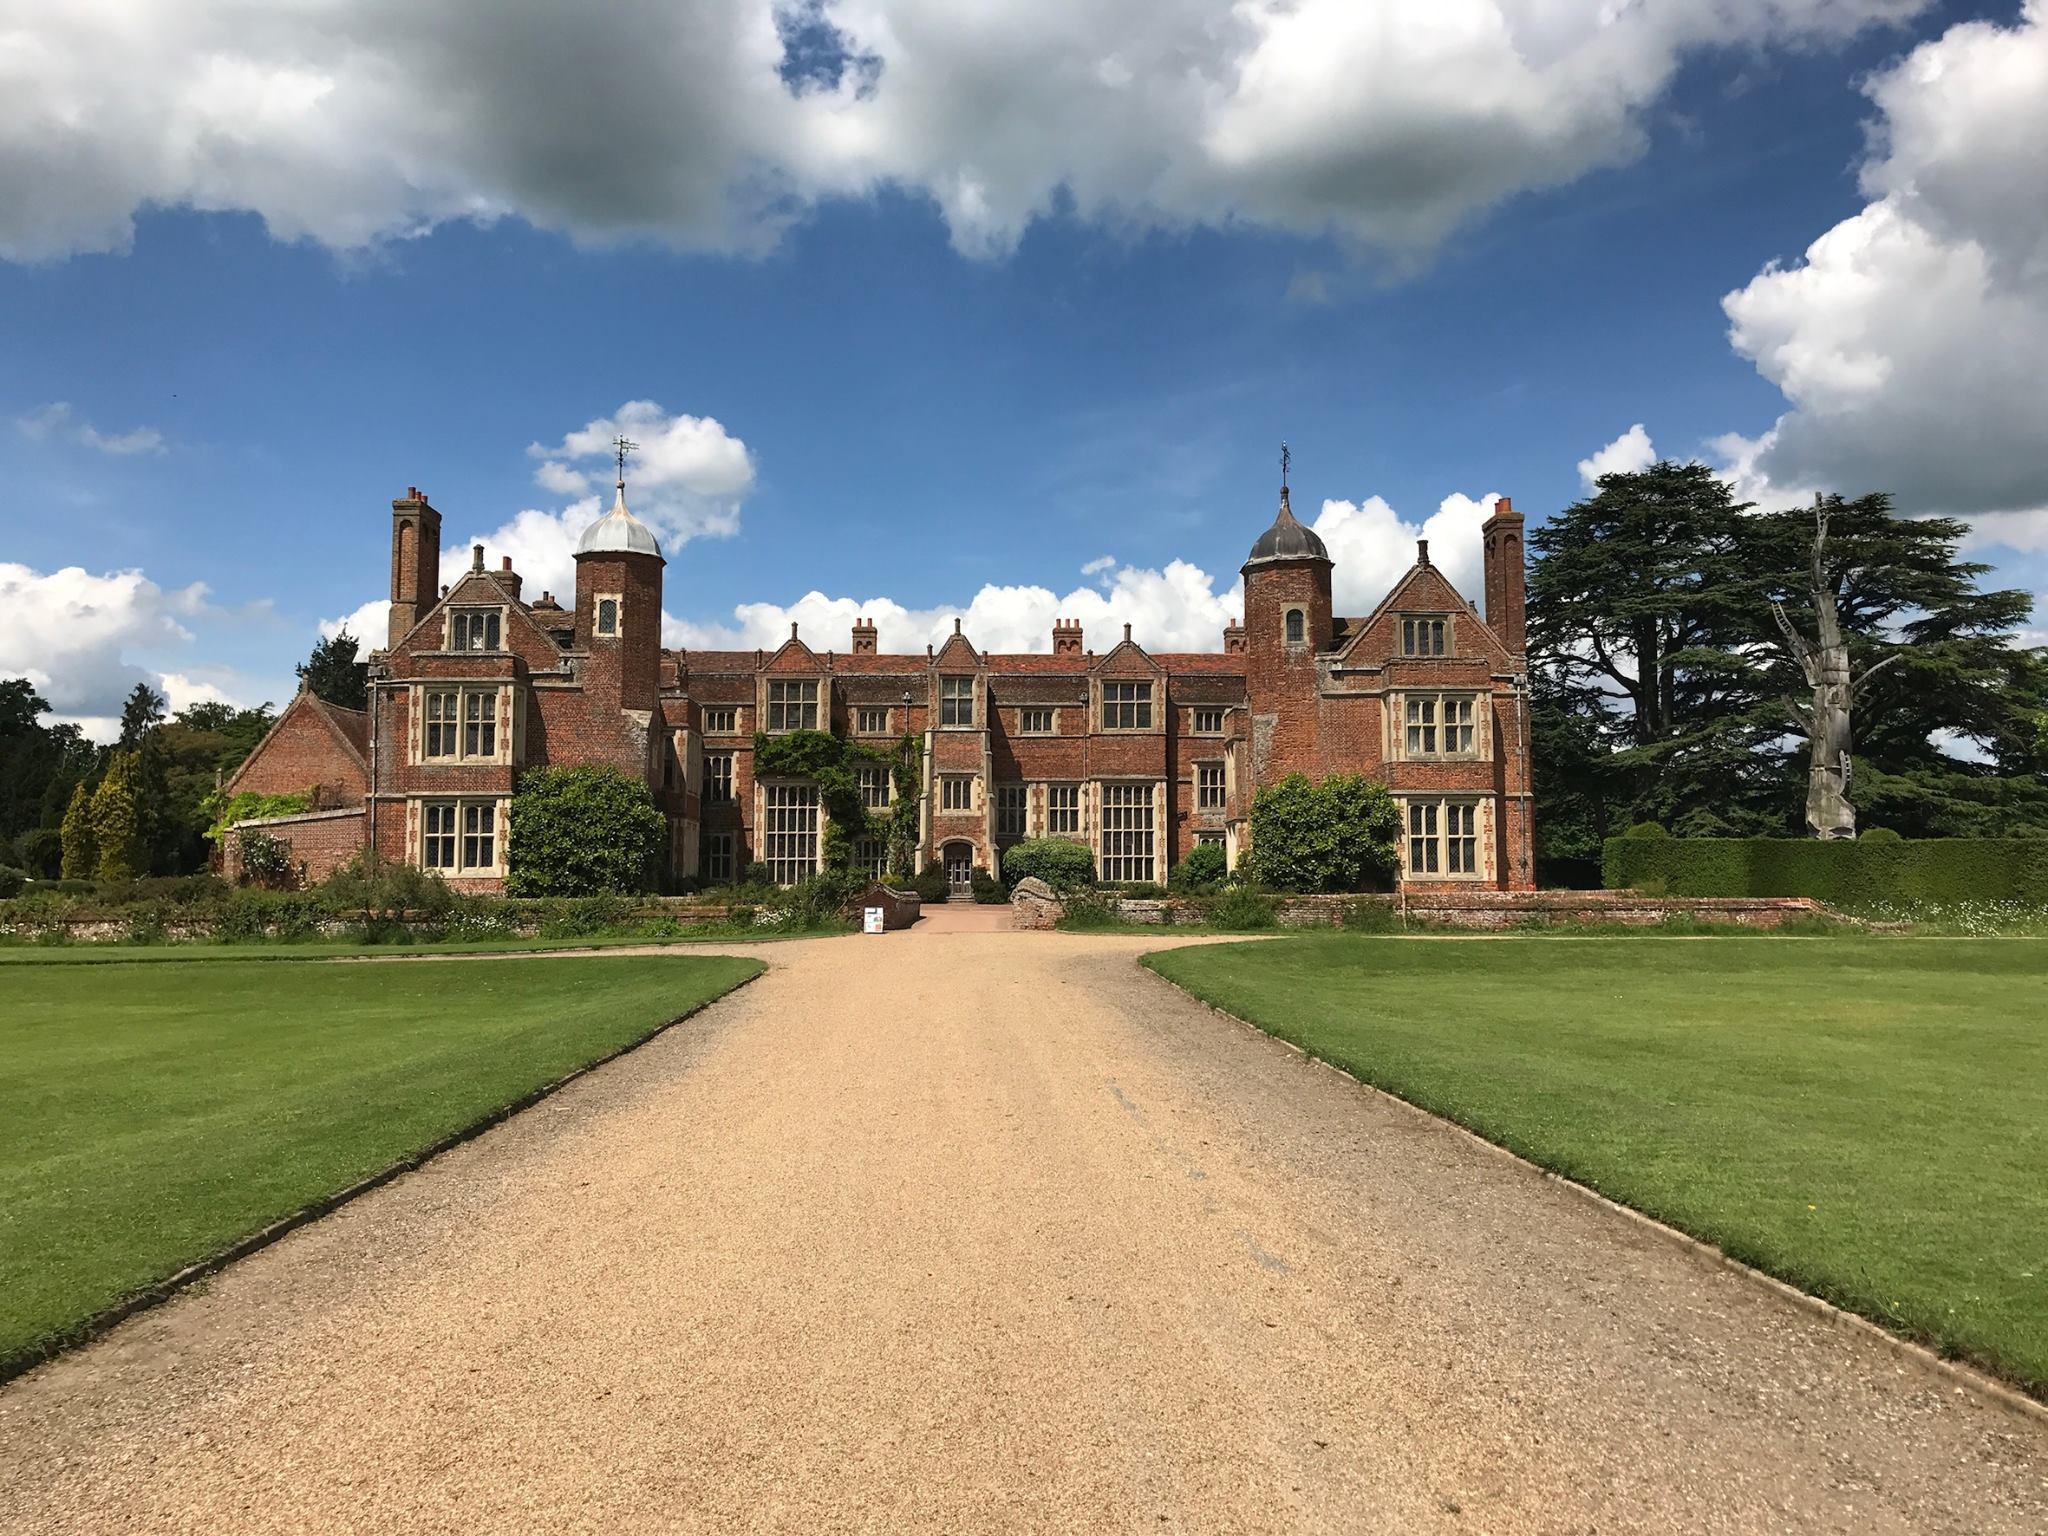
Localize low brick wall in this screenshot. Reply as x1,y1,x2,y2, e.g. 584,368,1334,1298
1105,889,1836,930
1,897,748,945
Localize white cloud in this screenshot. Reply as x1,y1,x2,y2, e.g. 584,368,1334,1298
14,401,166,456
0,561,215,737
1720,2,2048,525
1079,554,1117,577
1577,423,1656,489
670,487,1504,654
319,598,390,646
0,1,1926,264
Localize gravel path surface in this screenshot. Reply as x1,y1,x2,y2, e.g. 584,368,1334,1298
3,931,2043,1533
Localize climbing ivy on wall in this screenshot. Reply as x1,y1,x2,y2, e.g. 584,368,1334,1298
753,728,923,875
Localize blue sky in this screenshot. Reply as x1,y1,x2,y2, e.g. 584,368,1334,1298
2,0,2043,734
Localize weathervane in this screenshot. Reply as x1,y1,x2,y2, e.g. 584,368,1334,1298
613,434,639,488
1280,441,1290,495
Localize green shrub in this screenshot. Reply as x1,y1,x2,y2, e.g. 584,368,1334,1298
728,903,757,928
59,782,94,880
1169,842,1228,892
1342,898,1402,932
537,894,634,938
914,864,950,902
1245,773,1399,892
1602,836,2048,912
1860,826,1904,843
90,752,147,883
1114,882,1169,900
507,765,664,896
1199,885,1278,931
743,861,773,887
1622,821,1670,839
317,852,456,918
1000,838,1096,893
970,867,1004,904
1054,893,1123,931
0,866,24,899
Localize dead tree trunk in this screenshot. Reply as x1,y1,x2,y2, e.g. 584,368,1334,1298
1771,497,1898,840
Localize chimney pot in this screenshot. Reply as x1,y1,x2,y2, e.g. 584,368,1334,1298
471,543,484,572
1123,622,1133,642
1497,494,1514,514
1417,538,1430,566
501,556,511,571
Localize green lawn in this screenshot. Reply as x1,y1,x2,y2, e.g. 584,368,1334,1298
1,953,762,1372
1145,935,2048,1396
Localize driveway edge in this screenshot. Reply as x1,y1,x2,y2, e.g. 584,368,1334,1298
1,965,764,1389
1143,964,2048,1428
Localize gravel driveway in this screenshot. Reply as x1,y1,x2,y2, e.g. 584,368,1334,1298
3,930,2043,1533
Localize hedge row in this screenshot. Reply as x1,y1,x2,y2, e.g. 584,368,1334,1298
1602,837,2048,910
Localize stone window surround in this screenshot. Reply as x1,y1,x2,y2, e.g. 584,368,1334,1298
702,705,739,734
1194,760,1226,811
1283,607,1306,647
1188,706,1226,735
1399,613,1451,658
592,592,623,638
1043,782,1081,836
1098,779,1158,884
1016,706,1057,735
415,795,506,877
704,751,735,804
1394,690,1486,761
1098,680,1154,731
1398,795,1487,881
764,677,820,733
855,705,892,735
938,675,976,728
446,606,505,653
415,683,511,766
703,829,736,883
938,773,977,813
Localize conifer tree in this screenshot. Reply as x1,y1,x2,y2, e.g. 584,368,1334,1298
59,780,96,879
90,751,147,883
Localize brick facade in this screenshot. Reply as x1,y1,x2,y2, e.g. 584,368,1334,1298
227,478,1537,892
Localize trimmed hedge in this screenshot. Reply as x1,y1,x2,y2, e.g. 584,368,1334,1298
1603,837,2048,910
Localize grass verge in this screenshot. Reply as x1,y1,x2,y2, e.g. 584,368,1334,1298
1,952,762,1373
1144,934,2048,1397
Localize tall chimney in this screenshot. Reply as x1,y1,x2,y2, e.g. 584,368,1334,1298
851,616,878,654
1481,494,1526,656
499,555,522,603
1223,620,1246,654
387,488,441,650
1052,619,1084,655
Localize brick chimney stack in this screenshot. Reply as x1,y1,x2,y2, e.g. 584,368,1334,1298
851,616,878,654
498,555,522,603
1481,494,1526,656
1052,619,1084,655
1223,619,1246,654
387,487,441,650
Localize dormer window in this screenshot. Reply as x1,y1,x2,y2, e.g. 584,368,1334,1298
1401,616,1447,657
1284,609,1305,645
449,609,501,652
939,675,975,727
1101,681,1153,730
766,679,818,732
595,596,620,637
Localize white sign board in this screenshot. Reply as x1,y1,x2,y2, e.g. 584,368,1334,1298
863,906,885,934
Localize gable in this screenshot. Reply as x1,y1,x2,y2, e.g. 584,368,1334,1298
1091,634,1162,678
932,630,980,670
387,569,565,671
1334,561,1513,670
765,633,822,674
222,690,369,800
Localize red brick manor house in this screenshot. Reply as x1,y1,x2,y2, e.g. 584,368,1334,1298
226,474,1537,893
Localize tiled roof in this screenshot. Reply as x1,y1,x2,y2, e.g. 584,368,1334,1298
673,648,1243,677
315,698,370,757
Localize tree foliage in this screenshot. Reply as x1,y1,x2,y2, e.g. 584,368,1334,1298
1529,463,2048,844
297,629,369,711
1246,773,1400,893
116,683,165,750
505,764,665,896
